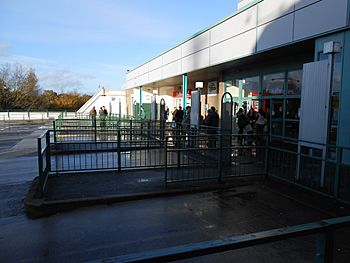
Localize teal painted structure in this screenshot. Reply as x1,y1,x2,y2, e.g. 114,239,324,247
139,86,142,116
339,29,350,162
182,74,188,111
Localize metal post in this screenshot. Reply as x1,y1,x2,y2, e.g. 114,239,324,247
139,86,143,116
117,130,121,172
165,137,168,187
130,119,133,141
218,133,223,182
53,121,57,143
119,99,122,122
94,121,97,142
37,138,44,197
182,74,188,111
264,134,270,178
316,231,334,263
324,230,334,263
147,121,151,148
46,131,51,172
334,147,343,198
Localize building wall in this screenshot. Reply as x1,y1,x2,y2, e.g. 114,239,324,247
339,29,350,161
126,0,349,89
78,89,127,116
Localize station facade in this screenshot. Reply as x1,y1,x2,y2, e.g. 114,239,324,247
125,0,350,153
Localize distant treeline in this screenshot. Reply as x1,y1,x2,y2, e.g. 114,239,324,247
0,63,91,111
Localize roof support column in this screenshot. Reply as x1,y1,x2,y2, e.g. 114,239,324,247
182,74,188,110
138,86,142,115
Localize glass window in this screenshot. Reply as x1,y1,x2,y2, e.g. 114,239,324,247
285,121,299,139
272,121,283,136
242,76,259,97
271,100,283,119
226,80,239,98
263,73,285,96
287,70,302,95
330,96,339,125
286,99,300,120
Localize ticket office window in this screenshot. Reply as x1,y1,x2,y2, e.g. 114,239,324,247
242,76,259,98
263,73,285,96
287,70,302,95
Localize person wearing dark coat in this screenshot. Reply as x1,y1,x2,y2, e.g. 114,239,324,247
174,106,184,130
205,106,219,148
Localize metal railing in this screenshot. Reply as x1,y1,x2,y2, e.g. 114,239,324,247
0,110,73,121
92,215,350,263
164,133,268,184
267,135,350,202
37,132,51,196
37,124,350,204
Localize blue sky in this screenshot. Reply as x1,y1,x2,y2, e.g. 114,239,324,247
0,0,238,95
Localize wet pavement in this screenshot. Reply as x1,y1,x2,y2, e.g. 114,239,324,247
1,121,350,262
2,180,350,263
0,121,51,219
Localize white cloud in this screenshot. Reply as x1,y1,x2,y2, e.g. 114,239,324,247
0,43,12,57
0,52,97,94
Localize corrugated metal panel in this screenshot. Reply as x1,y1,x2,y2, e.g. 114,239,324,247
299,60,329,146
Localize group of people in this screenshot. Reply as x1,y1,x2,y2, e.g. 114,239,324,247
89,106,108,127
236,107,267,145
170,105,220,147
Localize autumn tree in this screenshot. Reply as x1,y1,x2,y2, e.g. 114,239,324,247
0,63,91,111
0,63,41,109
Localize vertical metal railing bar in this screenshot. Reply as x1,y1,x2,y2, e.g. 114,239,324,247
37,137,44,196
117,130,121,172
334,147,343,198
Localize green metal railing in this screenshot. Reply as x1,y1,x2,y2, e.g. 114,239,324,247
37,123,350,204
89,215,350,263
267,135,350,202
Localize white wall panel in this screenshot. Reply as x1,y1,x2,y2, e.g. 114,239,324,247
295,0,320,10
294,0,348,40
126,80,133,89
210,29,256,66
133,77,140,87
162,60,181,79
181,48,209,73
139,73,149,86
182,32,210,57
300,60,329,145
162,46,182,65
210,6,257,45
148,68,162,83
148,56,163,71
258,0,295,25
138,64,149,76
257,14,294,51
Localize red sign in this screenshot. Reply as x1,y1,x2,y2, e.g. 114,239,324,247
172,89,192,98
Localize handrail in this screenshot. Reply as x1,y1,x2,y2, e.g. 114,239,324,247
89,216,350,263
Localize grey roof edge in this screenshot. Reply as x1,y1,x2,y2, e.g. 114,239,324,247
127,0,264,76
